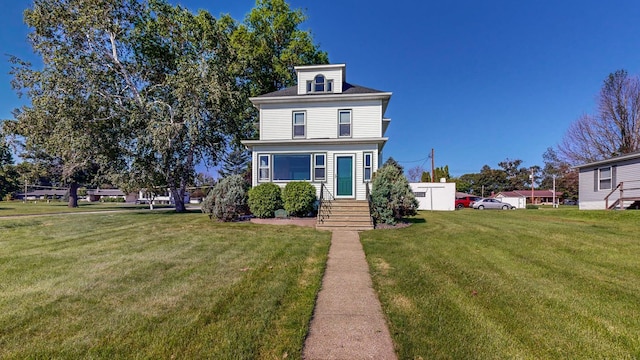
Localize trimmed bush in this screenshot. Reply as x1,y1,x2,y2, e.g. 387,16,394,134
371,162,418,225
282,181,317,217
202,174,248,221
247,182,282,218
101,197,125,203
526,204,539,209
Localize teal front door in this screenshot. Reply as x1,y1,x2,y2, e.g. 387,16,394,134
336,156,353,197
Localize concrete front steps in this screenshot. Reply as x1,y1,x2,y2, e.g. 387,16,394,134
316,199,374,231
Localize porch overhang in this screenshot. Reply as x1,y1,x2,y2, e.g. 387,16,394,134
241,137,388,150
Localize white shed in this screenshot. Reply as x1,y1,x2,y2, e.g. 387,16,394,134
410,181,456,211
494,192,527,209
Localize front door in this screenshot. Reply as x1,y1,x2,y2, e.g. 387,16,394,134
336,155,354,197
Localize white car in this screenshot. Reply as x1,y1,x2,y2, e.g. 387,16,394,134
472,198,515,210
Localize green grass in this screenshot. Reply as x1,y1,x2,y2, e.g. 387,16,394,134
0,200,173,216
362,209,640,359
0,212,330,359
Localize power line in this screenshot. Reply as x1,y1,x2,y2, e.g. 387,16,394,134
395,156,430,164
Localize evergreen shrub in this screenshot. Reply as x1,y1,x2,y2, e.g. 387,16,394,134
282,181,317,217
202,174,248,221
247,182,282,218
370,161,418,225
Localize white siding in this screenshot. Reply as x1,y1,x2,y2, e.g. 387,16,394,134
495,196,527,209
250,143,379,201
410,182,456,211
296,67,344,94
578,157,640,209
259,100,383,141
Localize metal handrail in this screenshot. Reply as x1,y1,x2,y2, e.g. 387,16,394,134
317,183,334,223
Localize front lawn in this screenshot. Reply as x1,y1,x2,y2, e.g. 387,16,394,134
362,209,640,359
0,200,172,216
0,212,330,359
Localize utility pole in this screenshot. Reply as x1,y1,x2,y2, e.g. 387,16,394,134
552,175,557,208
431,148,435,183
530,168,535,205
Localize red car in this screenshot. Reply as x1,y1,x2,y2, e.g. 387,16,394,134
455,196,480,209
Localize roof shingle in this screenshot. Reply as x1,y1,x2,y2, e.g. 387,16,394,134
257,82,386,98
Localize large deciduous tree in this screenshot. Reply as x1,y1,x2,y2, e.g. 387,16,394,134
0,139,20,199
540,147,578,200
559,69,640,165
229,0,329,143
497,158,537,191
8,0,140,207
129,0,239,212
231,0,329,97
9,0,328,212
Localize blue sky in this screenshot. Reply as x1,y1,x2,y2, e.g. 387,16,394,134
3,0,640,177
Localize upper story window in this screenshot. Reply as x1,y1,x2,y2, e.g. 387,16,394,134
599,166,612,190
293,111,306,138
306,74,334,94
339,110,352,137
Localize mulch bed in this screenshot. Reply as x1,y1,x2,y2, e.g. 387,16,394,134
249,216,411,230
373,221,411,229
249,217,317,228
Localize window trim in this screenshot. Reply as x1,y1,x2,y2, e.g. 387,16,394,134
314,75,325,92
258,154,270,182
271,153,312,182
292,111,306,139
338,109,352,138
598,166,612,191
363,152,373,182
313,153,327,182
306,74,334,94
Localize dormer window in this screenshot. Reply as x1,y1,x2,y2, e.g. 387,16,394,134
306,74,333,94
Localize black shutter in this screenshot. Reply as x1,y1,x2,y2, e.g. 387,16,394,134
594,169,598,192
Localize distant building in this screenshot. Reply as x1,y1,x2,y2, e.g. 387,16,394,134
86,188,136,202
494,190,562,207
575,151,640,210
16,189,68,200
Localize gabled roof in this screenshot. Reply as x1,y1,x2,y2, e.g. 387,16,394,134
256,82,387,98
19,189,68,197
574,150,640,169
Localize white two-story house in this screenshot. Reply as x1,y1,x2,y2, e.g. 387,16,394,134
242,63,392,201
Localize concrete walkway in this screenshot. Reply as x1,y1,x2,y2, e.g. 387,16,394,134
303,230,397,360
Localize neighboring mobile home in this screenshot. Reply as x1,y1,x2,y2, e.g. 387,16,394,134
576,151,640,210
86,188,136,202
241,64,391,201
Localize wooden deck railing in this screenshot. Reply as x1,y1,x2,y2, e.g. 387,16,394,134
605,180,640,209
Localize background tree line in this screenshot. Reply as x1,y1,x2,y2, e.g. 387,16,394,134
406,68,640,201
0,0,327,211
407,153,577,200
